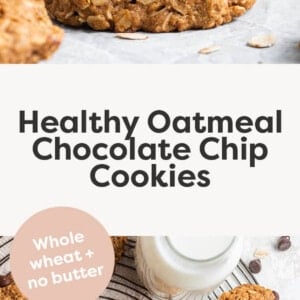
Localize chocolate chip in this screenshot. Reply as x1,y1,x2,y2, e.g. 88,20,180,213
277,236,291,251
280,236,290,241
273,290,280,300
0,273,13,288
249,259,262,274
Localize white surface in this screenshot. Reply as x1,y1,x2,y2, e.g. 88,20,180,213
46,0,300,64
243,236,300,300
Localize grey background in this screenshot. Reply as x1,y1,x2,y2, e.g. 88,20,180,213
47,0,300,64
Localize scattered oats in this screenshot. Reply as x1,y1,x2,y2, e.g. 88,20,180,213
199,45,220,55
254,249,269,259
115,33,148,40
247,34,276,48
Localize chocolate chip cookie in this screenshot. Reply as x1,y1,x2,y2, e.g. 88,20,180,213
0,0,63,63
219,284,276,300
46,0,256,33
0,273,27,300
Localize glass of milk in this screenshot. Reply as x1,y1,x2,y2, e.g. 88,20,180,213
135,236,243,299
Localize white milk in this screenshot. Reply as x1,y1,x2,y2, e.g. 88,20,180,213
167,236,233,260
135,236,243,298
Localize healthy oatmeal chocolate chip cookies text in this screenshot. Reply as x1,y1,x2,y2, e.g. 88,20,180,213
0,0,63,63
45,0,256,33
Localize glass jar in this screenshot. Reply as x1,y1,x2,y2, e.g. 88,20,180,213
135,236,243,299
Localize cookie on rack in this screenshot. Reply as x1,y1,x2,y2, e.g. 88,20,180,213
0,0,63,63
219,284,276,300
45,0,256,33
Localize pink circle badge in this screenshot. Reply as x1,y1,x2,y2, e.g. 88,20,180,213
10,207,114,300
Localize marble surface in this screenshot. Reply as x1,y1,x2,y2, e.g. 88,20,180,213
242,236,300,300
47,0,300,64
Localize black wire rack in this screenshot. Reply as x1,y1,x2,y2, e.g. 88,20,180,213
0,236,258,300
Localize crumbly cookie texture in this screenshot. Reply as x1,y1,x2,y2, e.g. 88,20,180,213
46,0,256,33
219,284,275,300
0,283,27,300
0,0,63,63
111,236,127,262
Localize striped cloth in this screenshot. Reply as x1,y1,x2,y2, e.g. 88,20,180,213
0,237,258,300
0,236,12,277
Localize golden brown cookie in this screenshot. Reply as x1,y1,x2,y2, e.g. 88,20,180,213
111,236,127,262
0,283,27,300
0,274,27,300
45,0,256,33
0,0,63,63
219,284,275,300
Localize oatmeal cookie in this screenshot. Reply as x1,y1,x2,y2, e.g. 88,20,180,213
0,0,63,63
45,0,256,33
219,284,276,300
111,236,127,262
0,274,27,300
0,283,27,300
